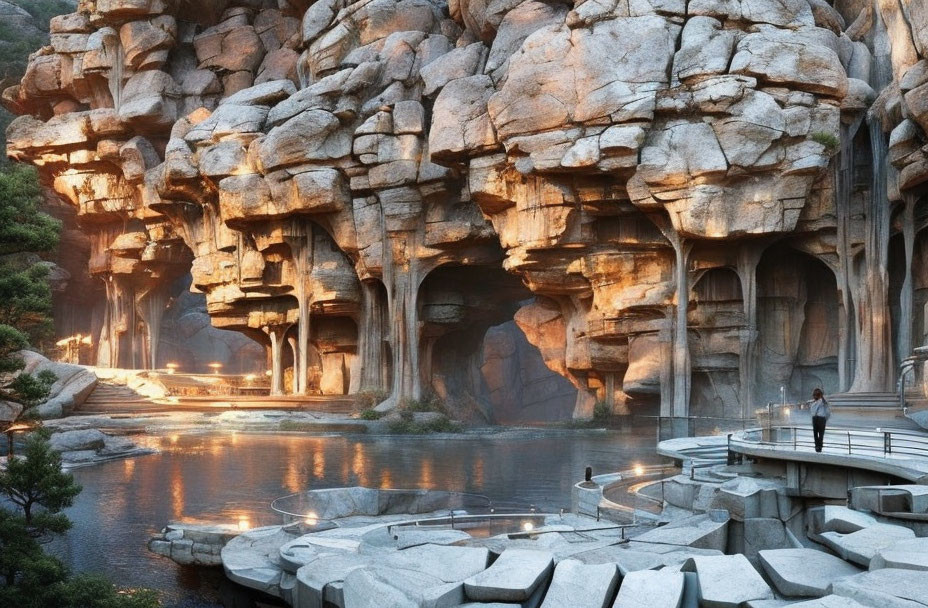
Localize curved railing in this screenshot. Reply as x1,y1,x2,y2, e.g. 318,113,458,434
729,425,928,459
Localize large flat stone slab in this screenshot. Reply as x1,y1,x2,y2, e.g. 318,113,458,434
611,569,684,608
830,568,928,607
463,549,554,602
758,548,861,597
807,506,878,535
783,595,872,608
221,526,292,598
388,544,490,582
295,553,373,608
682,554,774,607
632,511,729,552
870,537,928,571
540,559,618,608
817,523,916,567
342,565,461,608
575,543,722,575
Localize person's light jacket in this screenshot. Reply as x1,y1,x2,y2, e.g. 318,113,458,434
810,398,831,420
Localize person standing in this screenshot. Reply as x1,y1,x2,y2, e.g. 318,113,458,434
810,388,830,453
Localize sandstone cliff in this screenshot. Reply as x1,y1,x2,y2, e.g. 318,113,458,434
4,0,928,420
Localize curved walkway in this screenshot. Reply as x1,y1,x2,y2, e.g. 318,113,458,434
728,426,928,483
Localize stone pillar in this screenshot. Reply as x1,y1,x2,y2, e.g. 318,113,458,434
287,335,300,394
263,325,288,396
737,245,763,420
672,239,693,419
898,195,916,364
357,280,386,392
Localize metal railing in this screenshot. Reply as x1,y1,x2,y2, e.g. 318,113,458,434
729,426,928,460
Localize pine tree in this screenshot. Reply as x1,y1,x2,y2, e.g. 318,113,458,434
0,165,61,420
0,432,158,607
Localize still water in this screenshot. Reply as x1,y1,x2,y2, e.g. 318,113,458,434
53,429,660,604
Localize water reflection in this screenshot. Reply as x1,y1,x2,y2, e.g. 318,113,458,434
55,429,659,602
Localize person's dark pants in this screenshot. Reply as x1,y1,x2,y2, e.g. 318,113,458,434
812,416,827,452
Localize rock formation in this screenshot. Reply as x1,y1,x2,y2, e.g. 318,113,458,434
4,0,928,421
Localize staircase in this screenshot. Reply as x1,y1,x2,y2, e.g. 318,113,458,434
826,392,901,410
75,382,157,414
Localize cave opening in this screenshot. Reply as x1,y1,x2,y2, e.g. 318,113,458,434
419,264,579,423
755,246,840,405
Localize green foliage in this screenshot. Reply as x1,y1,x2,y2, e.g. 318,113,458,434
354,389,388,409
810,131,839,151
0,165,61,256
387,413,461,435
400,395,447,414
0,430,81,526
0,433,157,606
593,401,612,421
359,408,383,420
0,164,61,416
48,574,161,608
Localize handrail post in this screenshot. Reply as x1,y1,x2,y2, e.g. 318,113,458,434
727,433,734,465
793,427,797,450
884,432,891,455
847,431,851,454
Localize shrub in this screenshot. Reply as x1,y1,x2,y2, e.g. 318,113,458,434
359,409,383,420
386,414,461,435
400,396,446,414
593,401,612,421
354,389,388,409
810,131,839,152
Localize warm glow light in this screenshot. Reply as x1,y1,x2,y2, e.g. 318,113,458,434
633,464,645,476
522,522,534,532
237,517,250,531
165,362,179,374
244,374,256,383
81,335,92,345
265,370,272,376
208,362,223,375
169,434,179,444
783,407,791,416
304,511,318,526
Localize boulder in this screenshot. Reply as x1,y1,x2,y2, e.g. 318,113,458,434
612,569,685,608
758,548,861,597
682,554,775,607
48,429,107,452
463,549,554,602
539,559,618,608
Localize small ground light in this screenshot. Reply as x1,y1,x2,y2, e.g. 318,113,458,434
522,521,534,532
208,362,223,375
304,511,318,526
237,517,250,531
165,362,179,374
634,464,645,476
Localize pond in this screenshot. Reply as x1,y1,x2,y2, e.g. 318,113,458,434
51,427,661,604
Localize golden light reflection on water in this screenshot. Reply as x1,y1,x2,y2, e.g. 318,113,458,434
352,442,367,486
123,458,135,477
171,461,185,519
312,448,324,479
474,456,484,487
420,457,433,488
380,469,392,489
284,439,303,493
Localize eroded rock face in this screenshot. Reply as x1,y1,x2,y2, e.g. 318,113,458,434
5,0,928,418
